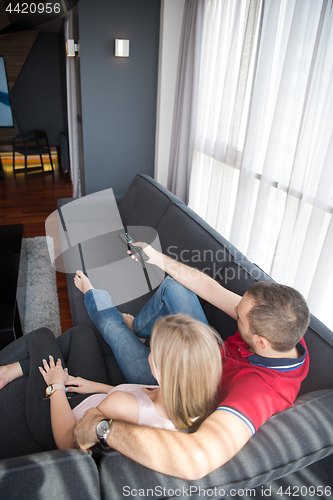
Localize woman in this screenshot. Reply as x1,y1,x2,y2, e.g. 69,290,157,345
0,314,222,450
0,324,110,450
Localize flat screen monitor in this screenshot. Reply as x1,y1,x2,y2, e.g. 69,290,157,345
0,56,14,128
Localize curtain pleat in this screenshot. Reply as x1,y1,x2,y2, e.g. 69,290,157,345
167,0,206,203
185,0,333,329
65,9,83,198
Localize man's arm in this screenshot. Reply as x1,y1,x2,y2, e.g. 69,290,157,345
73,408,252,480
134,244,240,320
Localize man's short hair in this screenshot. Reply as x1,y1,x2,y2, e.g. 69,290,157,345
246,282,310,352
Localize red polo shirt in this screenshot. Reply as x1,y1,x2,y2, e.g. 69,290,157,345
216,331,309,434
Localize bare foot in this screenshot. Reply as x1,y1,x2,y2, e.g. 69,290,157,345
0,362,23,390
74,270,94,294
122,314,146,343
122,313,135,332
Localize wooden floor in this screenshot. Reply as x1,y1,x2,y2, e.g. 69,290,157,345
0,154,74,333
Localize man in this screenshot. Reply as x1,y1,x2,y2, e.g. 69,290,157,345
73,243,310,480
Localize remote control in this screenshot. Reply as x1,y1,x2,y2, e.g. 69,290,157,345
118,233,149,261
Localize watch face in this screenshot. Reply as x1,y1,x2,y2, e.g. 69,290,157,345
97,419,111,441
46,385,53,396
100,421,109,433
97,420,109,436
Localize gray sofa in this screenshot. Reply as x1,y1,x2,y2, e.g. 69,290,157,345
1,174,333,499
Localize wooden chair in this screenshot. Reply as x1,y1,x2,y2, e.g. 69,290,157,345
0,156,5,180
12,130,54,175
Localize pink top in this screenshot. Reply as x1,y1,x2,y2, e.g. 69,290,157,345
72,384,176,431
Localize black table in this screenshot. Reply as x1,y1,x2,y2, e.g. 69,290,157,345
0,224,27,349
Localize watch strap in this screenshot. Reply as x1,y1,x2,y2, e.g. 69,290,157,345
52,384,66,391
45,384,66,397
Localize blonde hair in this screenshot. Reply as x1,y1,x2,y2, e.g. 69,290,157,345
150,314,222,430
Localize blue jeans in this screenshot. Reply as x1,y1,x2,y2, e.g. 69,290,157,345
84,276,208,384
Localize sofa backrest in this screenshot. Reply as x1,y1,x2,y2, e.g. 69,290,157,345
118,174,185,229
299,316,333,395
134,177,333,396
116,175,333,396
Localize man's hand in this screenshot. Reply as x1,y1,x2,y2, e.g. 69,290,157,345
128,242,160,265
72,407,104,451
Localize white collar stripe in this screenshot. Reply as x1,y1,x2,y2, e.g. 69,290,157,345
248,342,307,371
217,406,255,435
249,359,305,371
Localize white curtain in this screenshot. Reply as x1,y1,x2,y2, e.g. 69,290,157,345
188,0,333,330
189,0,262,233
167,0,206,202
65,8,83,198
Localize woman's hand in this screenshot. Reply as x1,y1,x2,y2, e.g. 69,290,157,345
65,376,107,394
39,355,69,386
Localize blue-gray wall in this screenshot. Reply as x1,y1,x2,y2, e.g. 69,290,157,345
78,0,161,196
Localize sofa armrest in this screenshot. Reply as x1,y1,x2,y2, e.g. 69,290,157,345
98,390,333,499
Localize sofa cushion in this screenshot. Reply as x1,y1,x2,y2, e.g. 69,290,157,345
0,450,101,500
118,174,185,229
97,390,333,500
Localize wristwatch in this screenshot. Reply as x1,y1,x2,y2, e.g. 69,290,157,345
96,419,112,447
45,384,66,397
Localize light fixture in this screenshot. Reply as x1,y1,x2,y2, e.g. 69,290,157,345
115,39,130,57
66,39,79,57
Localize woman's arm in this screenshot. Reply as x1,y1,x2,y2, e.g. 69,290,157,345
40,356,76,449
96,390,140,424
66,376,113,395
40,359,141,447
48,390,76,449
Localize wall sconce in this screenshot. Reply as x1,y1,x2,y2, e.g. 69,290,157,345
115,39,130,57
66,39,79,57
